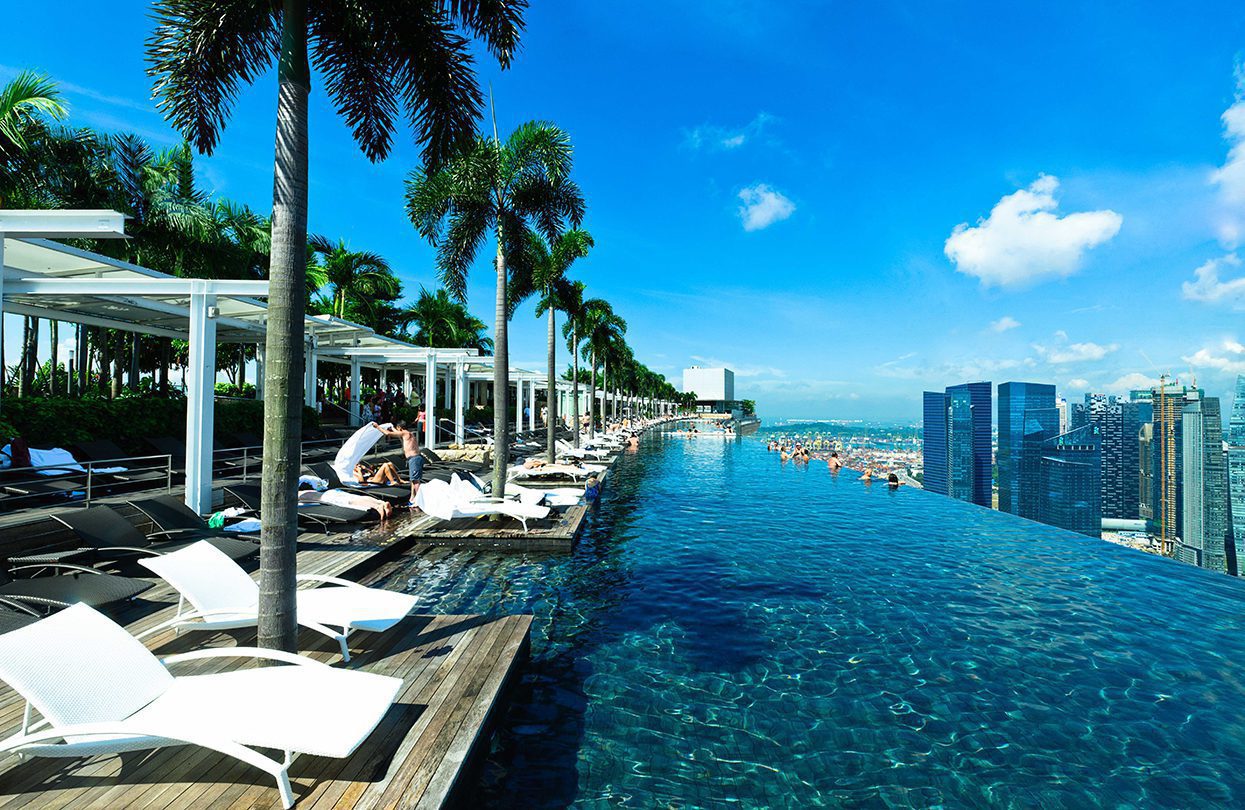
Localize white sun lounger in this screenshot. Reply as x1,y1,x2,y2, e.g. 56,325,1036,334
137,541,419,662
466,472,582,508
508,462,605,482
416,478,551,532
0,603,401,808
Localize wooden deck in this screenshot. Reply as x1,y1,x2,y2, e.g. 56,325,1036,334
395,502,590,551
0,525,532,809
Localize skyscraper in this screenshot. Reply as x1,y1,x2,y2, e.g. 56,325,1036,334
947,382,992,507
1037,423,1102,536
1139,381,1189,553
998,382,1057,516
1180,391,1230,573
923,383,991,507
1087,398,1146,520
922,391,948,496
1229,375,1245,574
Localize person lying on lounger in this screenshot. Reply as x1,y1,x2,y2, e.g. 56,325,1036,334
353,460,404,486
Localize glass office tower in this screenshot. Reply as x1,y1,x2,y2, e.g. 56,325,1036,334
1229,375,1245,574
947,382,992,508
997,382,1057,516
1038,423,1102,537
923,391,948,496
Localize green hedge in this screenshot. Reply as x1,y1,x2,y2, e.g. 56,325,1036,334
0,397,319,448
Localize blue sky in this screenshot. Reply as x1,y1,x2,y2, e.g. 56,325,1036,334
6,1,1245,421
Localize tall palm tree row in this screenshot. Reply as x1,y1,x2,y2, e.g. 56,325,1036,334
509,229,594,461
148,0,526,653
406,121,585,498
579,300,626,439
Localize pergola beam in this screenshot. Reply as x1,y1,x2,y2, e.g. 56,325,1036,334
3,278,270,297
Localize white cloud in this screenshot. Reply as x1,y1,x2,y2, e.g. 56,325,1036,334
738,184,795,231
1067,378,1091,390
1212,66,1245,207
1031,334,1119,364
1182,253,1245,309
989,315,1021,333
684,112,777,151
1182,339,1245,374
1105,372,1160,394
944,175,1123,287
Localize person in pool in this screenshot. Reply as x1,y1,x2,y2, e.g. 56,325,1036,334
860,467,873,483
887,472,904,489
828,451,843,473
584,475,601,501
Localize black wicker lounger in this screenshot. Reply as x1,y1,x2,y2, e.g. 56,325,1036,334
0,563,152,612
128,494,228,540
51,506,258,565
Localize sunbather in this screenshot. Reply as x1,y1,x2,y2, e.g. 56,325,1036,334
300,488,393,520
353,460,403,487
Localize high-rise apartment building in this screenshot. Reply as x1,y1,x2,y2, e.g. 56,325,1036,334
1037,423,1102,536
1088,398,1146,520
1180,391,1230,573
1228,374,1245,574
923,383,991,507
997,382,1057,516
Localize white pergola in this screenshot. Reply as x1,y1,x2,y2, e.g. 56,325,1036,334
0,210,677,513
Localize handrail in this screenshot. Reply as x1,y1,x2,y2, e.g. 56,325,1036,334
0,453,175,509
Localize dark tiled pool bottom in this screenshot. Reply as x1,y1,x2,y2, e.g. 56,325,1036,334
379,428,1245,808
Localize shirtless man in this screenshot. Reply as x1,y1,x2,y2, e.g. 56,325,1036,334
372,421,424,505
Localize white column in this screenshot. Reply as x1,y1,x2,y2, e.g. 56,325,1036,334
304,338,318,408
349,356,361,426
184,289,217,514
402,368,412,400
454,361,466,446
443,370,452,408
424,351,436,449
0,237,5,417
528,381,537,432
515,378,524,434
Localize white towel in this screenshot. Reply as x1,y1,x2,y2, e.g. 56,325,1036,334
331,423,389,484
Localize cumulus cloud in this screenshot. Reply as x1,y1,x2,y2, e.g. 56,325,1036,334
1067,378,1091,390
873,354,1024,381
738,184,795,231
1213,67,1245,207
1182,253,1245,309
684,113,777,151
1031,334,1119,364
944,175,1123,287
1182,339,1245,374
1105,372,1161,394
989,315,1021,333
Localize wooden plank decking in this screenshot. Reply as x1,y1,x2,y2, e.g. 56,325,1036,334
0,526,531,809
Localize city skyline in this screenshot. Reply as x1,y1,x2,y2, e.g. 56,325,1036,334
4,2,1245,420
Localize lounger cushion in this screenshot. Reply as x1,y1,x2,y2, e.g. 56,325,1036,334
127,665,401,759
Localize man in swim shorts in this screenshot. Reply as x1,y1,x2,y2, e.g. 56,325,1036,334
374,420,424,506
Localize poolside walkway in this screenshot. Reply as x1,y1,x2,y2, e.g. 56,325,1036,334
0,525,531,809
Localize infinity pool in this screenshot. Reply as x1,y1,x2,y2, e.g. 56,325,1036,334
379,425,1245,807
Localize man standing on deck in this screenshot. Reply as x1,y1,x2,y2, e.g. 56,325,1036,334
374,421,424,506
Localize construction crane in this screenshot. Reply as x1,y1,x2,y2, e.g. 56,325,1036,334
1156,373,1179,557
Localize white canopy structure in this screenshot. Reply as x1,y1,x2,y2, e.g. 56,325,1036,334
0,210,677,513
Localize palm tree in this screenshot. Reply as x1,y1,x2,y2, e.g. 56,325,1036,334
405,121,585,498
308,236,400,318
148,0,525,653
0,71,67,155
559,281,588,446
516,229,593,461
579,300,625,439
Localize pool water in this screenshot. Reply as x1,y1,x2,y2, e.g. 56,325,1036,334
379,425,1245,807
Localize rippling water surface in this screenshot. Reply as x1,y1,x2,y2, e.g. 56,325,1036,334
378,426,1245,808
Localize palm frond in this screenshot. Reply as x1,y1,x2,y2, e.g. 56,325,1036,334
146,0,279,154
443,0,528,68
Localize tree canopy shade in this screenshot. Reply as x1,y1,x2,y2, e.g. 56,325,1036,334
147,0,527,654
405,120,585,498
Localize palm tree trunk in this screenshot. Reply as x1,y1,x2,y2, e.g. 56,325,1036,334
602,357,609,427
571,331,580,448
17,317,30,398
546,296,557,463
49,321,59,396
97,328,109,396
588,346,596,440
159,338,169,395
492,226,510,499
129,333,140,392
258,0,310,654
238,343,247,392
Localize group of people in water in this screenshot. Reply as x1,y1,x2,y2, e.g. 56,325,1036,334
766,439,904,488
